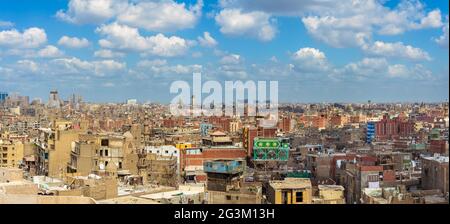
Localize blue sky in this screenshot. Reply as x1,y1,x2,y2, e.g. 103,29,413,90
0,0,448,103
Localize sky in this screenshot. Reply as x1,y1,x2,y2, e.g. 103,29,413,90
0,0,448,103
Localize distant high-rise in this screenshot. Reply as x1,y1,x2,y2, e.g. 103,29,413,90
48,90,61,108
0,92,8,102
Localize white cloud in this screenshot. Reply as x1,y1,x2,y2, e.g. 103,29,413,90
137,59,202,75
410,9,443,30
94,49,125,58
293,47,326,60
337,57,433,80
215,9,276,41
291,47,330,72
58,36,90,48
434,20,449,48
117,0,203,32
218,0,341,16
362,41,431,61
38,45,64,58
220,54,241,65
96,23,191,57
302,16,371,48
51,57,126,77
0,20,14,28
300,0,444,47
56,0,203,32
0,27,47,48
197,32,218,48
214,53,248,79
16,60,39,73
387,64,432,79
56,0,128,24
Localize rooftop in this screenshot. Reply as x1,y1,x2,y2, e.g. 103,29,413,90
269,178,312,190
422,154,449,163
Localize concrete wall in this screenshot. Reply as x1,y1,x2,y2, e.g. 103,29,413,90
0,194,96,204
0,182,38,195
0,168,23,182
207,190,261,204
48,130,81,178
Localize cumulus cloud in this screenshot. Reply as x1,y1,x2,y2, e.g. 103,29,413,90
58,36,90,48
434,20,449,48
302,16,371,48
220,54,241,65
362,41,431,61
137,59,202,76
51,57,126,77
218,0,340,16
37,45,64,58
56,0,203,32
117,0,203,32
0,20,14,28
197,32,218,48
16,60,39,73
300,0,444,47
387,64,432,79
220,0,443,45
341,57,389,78
0,27,47,48
96,22,192,57
337,57,433,80
291,47,330,72
56,0,128,24
215,9,277,41
94,49,125,58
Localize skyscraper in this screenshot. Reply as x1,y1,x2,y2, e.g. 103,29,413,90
48,90,61,108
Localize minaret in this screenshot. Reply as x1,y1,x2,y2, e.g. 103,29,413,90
137,148,148,184
190,94,195,117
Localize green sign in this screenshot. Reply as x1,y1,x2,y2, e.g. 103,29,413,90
253,138,289,161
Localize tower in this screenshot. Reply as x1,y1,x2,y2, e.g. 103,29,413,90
48,90,61,108
137,148,148,184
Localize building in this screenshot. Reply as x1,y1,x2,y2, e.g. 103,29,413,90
145,153,178,187
35,121,82,177
267,178,312,204
181,147,247,183
362,185,448,204
0,139,24,168
375,114,415,140
204,159,262,204
366,122,375,144
421,155,449,195
312,185,345,204
68,132,138,177
145,145,179,163
0,92,8,102
48,90,61,108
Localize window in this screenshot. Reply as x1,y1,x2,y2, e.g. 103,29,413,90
226,195,232,200
105,150,108,157
367,174,379,182
119,162,122,169
101,139,109,147
296,191,304,203
100,150,103,156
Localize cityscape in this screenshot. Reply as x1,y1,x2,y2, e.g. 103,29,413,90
0,0,449,206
